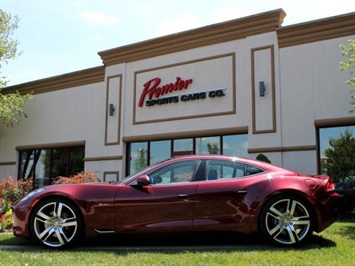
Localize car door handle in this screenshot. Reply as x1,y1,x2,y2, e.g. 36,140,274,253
178,194,188,198
236,190,247,195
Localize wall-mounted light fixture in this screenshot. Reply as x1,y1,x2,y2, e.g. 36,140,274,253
109,103,115,116
259,81,265,97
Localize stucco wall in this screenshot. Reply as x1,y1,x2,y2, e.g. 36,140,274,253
1,11,354,180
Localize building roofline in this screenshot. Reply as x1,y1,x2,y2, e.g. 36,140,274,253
4,66,105,94
98,9,286,66
277,11,355,48
5,9,355,94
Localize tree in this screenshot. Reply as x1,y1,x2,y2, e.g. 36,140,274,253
321,129,355,183
339,39,355,112
207,143,219,154
0,9,32,126
134,148,147,172
256,154,271,163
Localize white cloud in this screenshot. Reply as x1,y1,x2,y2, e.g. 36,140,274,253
80,11,119,26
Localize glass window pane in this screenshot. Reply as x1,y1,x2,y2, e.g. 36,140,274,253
223,135,248,157
35,149,51,188
148,160,200,184
206,159,245,180
19,146,85,188
129,142,148,173
150,140,170,165
173,139,193,152
319,126,355,182
51,148,68,178
196,136,220,155
69,146,85,175
20,150,36,180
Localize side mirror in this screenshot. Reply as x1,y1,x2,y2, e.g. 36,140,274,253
136,175,150,186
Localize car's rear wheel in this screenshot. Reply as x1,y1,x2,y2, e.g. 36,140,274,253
30,198,83,248
259,194,314,247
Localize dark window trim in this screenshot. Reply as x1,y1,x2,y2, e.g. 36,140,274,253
126,134,248,176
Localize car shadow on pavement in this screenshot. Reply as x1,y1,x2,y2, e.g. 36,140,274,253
77,232,336,251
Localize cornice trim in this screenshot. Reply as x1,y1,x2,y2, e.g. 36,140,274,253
4,66,105,95
99,9,286,66
278,11,355,48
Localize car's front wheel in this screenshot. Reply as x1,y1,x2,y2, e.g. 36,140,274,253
259,195,314,247
30,198,83,248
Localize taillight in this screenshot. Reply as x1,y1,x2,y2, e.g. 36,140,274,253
325,179,335,192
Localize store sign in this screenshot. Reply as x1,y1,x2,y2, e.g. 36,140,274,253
134,53,235,124
139,77,225,107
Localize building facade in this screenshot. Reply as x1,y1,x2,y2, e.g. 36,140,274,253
1,9,355,186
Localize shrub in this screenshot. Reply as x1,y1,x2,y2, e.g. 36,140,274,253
52,171,100,184
0,177,32,232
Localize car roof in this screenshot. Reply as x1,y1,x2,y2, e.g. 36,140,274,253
168,155,291,173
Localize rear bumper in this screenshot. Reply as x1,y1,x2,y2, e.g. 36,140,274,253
314,192,340,232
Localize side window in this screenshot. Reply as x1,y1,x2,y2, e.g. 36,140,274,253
148,160,200,185
246,164,264,176
205,159,264,180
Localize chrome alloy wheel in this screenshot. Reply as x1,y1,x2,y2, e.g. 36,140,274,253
264,198,312,245
32,200,79,248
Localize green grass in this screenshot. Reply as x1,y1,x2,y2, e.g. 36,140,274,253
0,220,354,266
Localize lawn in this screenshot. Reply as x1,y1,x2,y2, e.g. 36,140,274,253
0,219,354,266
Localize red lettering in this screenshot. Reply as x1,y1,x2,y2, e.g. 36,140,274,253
139,78,161,107
138,77,193,107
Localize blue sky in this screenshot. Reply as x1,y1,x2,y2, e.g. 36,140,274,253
1,0,355,86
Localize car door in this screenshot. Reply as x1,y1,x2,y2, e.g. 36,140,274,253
192,159,266,231
115,159,201,232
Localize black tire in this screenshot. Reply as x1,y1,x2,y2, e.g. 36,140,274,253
30,197,83,248
259,194,314,247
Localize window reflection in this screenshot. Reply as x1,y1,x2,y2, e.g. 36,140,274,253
319,126,355,180
128,134,249,175
19,146,85,188
130,142,148,173
173,139,193,152
196,136,220,155
150,140,170,165
223,135,248,157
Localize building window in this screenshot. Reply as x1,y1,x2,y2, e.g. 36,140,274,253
129,142,148,174
222,134,248,157
127,134,248,175
150,140,170,165
173,139,193,155
196,136,220,155
318,126,355,182
19,146,85,188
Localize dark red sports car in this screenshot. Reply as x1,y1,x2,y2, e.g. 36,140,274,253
12,155,340,248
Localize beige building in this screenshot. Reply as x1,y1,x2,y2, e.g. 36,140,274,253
1,9,354,187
